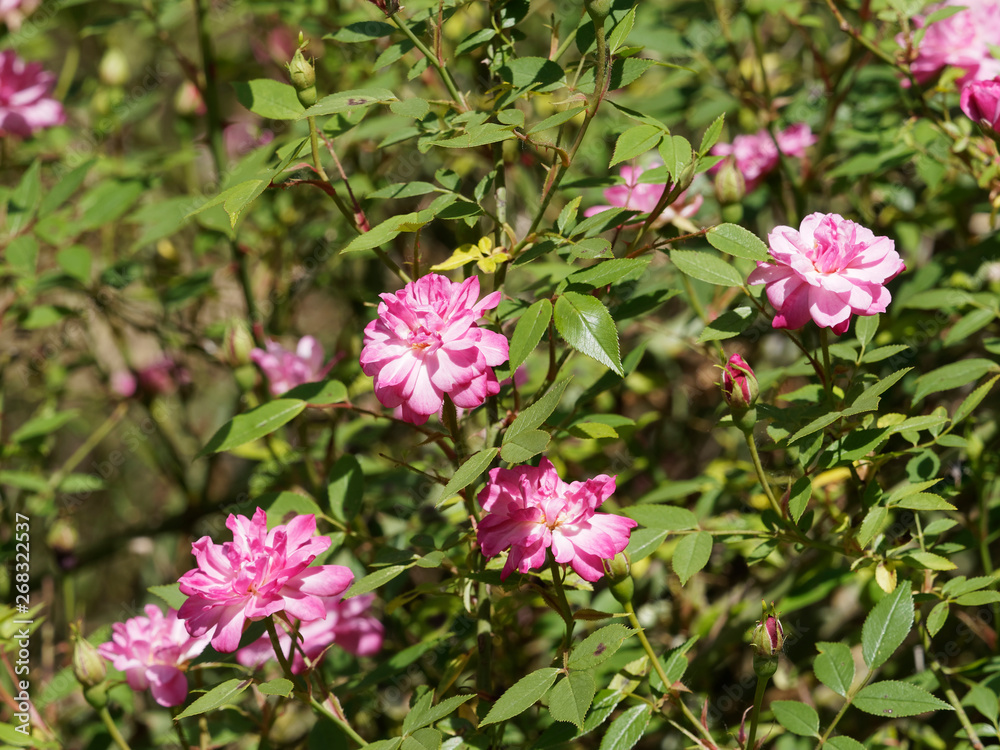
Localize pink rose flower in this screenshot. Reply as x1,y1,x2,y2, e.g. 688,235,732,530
711,124,816,192
961,77,1000,131
250,335,335,396
747,213,905,335
901,0,1000,86
236,594,384,673
583,163,703,228
0,50,65,137
360,274,509,425
0,0,40,30
177,509,354,653
477,458,638,582
98,605,211,707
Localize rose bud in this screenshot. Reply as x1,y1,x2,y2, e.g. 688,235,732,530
722,353,759,410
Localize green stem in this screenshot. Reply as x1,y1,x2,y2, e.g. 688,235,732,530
389,12,467,109
99,707,133,750
264,617,301,691
548,558,575,653
45,403,128,493
623,602,716,747
745,672,769,750
816,669,873,748
170,707,192,750
744,431,784,520
309,696,370,747
476,581,493,695
442,394,466,463
820,328,832,398
919,624,984,749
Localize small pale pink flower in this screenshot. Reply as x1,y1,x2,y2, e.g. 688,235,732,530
477,458,637,582
711,124,816,192
110,370,137,398
961,77,1000,131
748,213,905,335
98,605,210,707
584,163,702,228
250,336,335,396
360,274,509,425
0,0,40,30
900,0,1000,86
177,509,354,653
236,594,384,673
0,50,65,137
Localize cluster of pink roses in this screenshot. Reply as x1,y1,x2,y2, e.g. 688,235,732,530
710,123,816,193
100,510,383,706
902,0,1000,132
0,49,65,138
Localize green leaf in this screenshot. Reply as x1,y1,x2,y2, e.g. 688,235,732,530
927,601,949,637
697,306,755,342
481,667,561,725
651,636,699,691
300,88,398,118
565,258,650,290
6,236,38,276
262,491,323,528
788,412,842,445
259,678,293,697
706,223,770,261
80,180,145,231
672,531,712,586
436,123,517,149
772,700,820,737
699,114,725,154
598,704,652,750
11,410,78,443
505,379,571,443
892,493,956,511
329,21,396,42
788,476,812,523
437,448,499,507
390,97,431,119
233,79,305,120
554,292,623,375
39,159,95,217
549,671,597,729
854,681,952,717
856,314,880,350
196,399,307,457
327,455,365,523
942,574,1000,598
455,28,496,54
826,737,866,750
623,505,697,531
500,429,551,464
953,374,999,425
56,245,92,284
944,307,995,347
913,358,1000,404
148,583,186,610
6,159,41,236
401,729,441,750
813,642,854,697
528,106,587,135
857,505,888,548
670,249,743,287
610,124,663,167
568,624,633,670
281,379,348,404
175,679,252,719
402,693,474,733
861,581,914,670
903,551,957,571
607,5,637,53
955,591,1000,606
658,134,692,182
509,299,552,372
345,565,408,599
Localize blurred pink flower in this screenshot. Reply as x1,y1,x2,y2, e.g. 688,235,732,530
110,370,137,398
250,336,335,396
961,76,1000,131
710,124,815,192
901,1,1000,86
98,605,210,707
135,357,188,398
360,274,509,425
174,81,206,117
584,164,703,228
0,0,40,30
178,509,354,653
748,213,905,335
236,594,384,673
477,458,637,582
224,120,274,160
0,50,65,137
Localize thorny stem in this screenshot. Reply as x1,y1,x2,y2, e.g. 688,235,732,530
745,672,769,750
389,12,467,110
623,601,717,748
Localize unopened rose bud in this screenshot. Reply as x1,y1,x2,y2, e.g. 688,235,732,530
287,47,317,107
714,157,746,206
223,320,255,367
722,354,758,410
99,49,130,87
752,613,783,656
71,624,107,689
605,553,634,605
584,0,613,22
368,0,401,15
